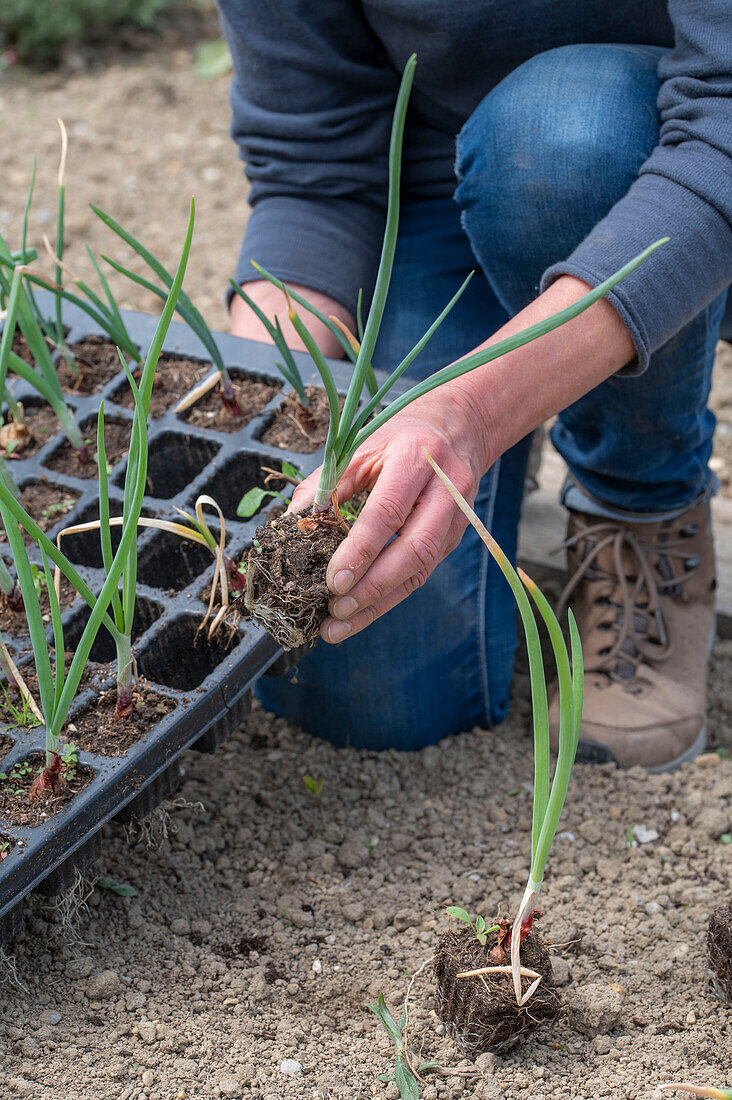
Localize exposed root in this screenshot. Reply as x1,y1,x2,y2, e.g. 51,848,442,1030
0,420,31,455
0,946,29,993
46,868,95,946
244,556,320,650
124,796,205,851
402,956,435,1084
242,506,348,649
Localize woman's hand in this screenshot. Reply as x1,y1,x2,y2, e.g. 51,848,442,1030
287,387,494,643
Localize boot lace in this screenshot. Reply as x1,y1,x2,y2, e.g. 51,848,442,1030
556,515,701,684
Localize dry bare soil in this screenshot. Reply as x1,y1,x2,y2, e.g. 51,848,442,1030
0,20,731,1100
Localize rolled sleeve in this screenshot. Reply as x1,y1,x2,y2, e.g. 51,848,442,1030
541,0,732,374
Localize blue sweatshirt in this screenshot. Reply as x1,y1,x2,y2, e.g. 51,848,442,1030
217,1,732,372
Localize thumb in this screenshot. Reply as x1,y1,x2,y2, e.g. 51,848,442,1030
285,466,320,514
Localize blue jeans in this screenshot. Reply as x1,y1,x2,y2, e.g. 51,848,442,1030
257,43,726,749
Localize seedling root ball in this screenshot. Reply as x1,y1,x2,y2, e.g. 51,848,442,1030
242,510,348,650
434,924,559,1054
707,900,732,1005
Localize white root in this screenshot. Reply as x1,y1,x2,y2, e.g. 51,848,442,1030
243,555,319,650
172,369,221,413
456,964,541,980
510,880,541,1006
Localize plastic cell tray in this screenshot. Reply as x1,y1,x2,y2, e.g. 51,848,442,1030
0,295,401,940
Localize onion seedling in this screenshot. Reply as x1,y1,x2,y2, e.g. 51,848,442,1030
242,53,667,649
425,451,582,1019
0,203,193,791
0,245,88,462
0,557,22,613
229,279,378,407
50,118,75,372
90,205,244,417
58,492,237,640
11,138,139,364
36,237,141,366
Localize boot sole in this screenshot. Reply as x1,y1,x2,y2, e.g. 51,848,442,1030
576,718,707,773
576,618,714,772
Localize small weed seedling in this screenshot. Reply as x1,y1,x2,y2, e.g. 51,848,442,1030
367,993,437,1100
238,461,303,519
0,759,35,795
301,773,325,830
59,742,79,781
445,908,499,946
0,838,12,861
0,680,42,730
95,876,138,898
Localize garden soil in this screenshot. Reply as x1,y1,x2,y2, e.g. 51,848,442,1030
1,14,731,1100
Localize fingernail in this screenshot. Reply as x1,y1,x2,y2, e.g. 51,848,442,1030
326,619,352,643
332,568,354,594
332,595,358,620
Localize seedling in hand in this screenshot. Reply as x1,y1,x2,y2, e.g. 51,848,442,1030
241,53,667,650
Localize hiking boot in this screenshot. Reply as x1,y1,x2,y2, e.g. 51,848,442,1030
549,498,716,771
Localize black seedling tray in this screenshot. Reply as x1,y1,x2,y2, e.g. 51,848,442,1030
0,294,405,941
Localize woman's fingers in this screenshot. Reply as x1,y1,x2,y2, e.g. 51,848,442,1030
320,567,433,643
325,454,431,595
286,468,319,513
327,479,467,620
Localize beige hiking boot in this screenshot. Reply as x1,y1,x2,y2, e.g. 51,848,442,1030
549,498,716,772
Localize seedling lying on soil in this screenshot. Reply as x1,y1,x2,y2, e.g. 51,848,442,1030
367,993,437,1100
426,452,582,1053
0,205,192,792
239,54,667,650
661,1088,732,1098
91,205,243,417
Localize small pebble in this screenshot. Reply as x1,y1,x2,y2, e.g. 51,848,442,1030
632,825,659,844
141,1070,154,1087
280,1059,303,1075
